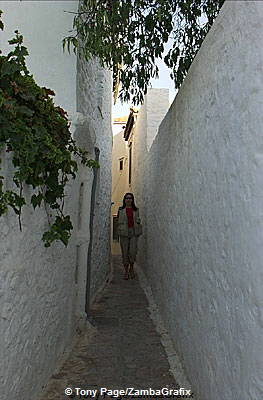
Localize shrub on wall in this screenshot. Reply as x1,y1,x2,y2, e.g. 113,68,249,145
0,11,98,247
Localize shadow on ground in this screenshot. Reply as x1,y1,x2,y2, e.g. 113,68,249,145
40,255,178,399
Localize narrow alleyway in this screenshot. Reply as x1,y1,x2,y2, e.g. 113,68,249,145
40,255,179,399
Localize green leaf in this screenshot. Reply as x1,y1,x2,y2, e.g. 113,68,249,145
1,61,21,76
17,105,34,117
31,192,43,209
8,38,19,45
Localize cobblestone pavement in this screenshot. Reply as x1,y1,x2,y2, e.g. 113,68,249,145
40,255,179,400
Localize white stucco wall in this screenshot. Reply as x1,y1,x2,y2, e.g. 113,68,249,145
145,88,170,151
132,2,263,399
0,1,78,115
111,130,129,254
0,2,112,399
131,89,170,270
76,59,112,304
112,130,129,214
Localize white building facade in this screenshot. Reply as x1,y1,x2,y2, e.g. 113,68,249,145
0,2,112,399
131,2,263,399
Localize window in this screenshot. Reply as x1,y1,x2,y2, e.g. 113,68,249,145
119,159,123,171
112,216,119,241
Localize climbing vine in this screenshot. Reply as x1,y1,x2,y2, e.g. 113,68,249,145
64,0,225,105
0,11,98,247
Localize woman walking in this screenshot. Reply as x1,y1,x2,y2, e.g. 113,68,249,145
117,193,142,280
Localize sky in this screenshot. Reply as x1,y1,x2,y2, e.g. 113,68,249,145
112,56,177,120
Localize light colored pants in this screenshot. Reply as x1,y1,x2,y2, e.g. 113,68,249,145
119,227,138,265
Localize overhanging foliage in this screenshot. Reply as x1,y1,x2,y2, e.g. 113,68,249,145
64,0,225,104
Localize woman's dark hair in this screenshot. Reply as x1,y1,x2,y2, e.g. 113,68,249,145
121,192,138,210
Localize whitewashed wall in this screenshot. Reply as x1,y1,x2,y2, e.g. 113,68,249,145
0,2,112,399
132,2,263,399
131,88,169,271
76,59,112,304
111,130,129,255
0,1,78,115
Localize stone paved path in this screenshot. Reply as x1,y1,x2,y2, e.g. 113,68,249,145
40,255,179,399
